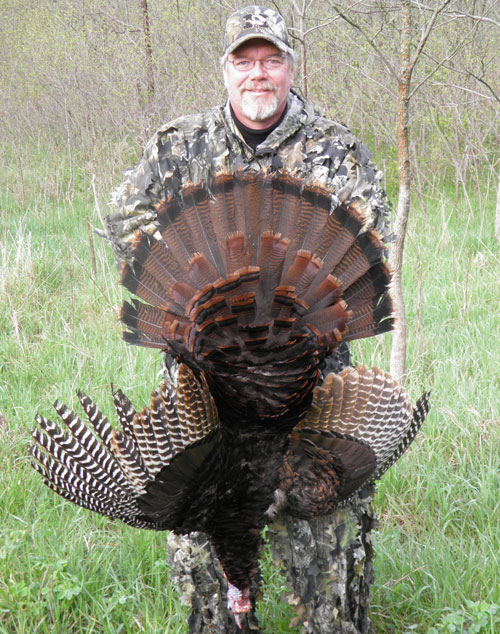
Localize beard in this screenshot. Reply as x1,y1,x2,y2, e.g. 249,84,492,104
241,92,279,122
240,81,279,122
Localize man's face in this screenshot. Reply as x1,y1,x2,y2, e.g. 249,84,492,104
224,39,294,129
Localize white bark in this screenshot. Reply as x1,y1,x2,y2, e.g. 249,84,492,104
389,184,410,383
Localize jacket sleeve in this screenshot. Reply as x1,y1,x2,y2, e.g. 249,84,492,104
336,138,392,241
105,128,185,263
305,117,392,241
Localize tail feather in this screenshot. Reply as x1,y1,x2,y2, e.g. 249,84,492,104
118,171,394,421
342,263,392,308
300,302,349,336
210,173,238,249
182,184,225,276
344,295,394,341
312,203,362,273
232,170,262,240
332,231,385,290
284,185,322,254
120,300,170,341
225,233,253,272
296,185,331,252
255,232,289,299
120,299,193,351
155,198,195,270
121,247,194,313
122,330,167,350
274,174,304,252
281,251,323,296
302,275,342,312
254,171,274,235
187,253,220,287
120,234,184,300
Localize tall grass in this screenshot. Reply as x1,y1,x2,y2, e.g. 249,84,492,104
1,144,499,633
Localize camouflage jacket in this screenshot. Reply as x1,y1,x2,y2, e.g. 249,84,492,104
106,91,391,262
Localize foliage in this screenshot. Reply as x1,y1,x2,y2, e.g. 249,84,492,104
426,600,500,633
1,0,498,192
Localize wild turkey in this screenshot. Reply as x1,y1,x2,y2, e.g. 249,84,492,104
31,171,429,627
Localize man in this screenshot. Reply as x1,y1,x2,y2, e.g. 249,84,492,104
105,6,390,632
107,7,389,260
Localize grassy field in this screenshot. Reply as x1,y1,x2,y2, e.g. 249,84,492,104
1,145,499,633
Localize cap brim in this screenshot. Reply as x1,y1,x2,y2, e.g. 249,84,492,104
224,31,293,58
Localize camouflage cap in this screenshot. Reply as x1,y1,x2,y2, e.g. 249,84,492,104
223,6,294,59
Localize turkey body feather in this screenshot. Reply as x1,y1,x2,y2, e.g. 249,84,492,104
31,170,429,626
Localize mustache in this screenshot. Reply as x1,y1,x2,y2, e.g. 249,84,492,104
241,81,278,92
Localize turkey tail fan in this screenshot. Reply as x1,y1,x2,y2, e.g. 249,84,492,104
31,364,222,532
119,170,394,421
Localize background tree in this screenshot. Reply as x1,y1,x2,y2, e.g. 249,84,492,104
283,0,339,97
141,0,155,102
326,0,498,381
497,166,500,241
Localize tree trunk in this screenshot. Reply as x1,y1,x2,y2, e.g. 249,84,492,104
389,0,412,384
299,11,308,98
166,489,376,633
495,165,500,242
140,0,155,100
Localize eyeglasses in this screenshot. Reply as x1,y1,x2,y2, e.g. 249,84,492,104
228,56,286,72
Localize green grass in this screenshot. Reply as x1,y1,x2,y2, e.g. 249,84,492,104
1,145,499,633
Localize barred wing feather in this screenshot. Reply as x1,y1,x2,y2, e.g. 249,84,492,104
31,365,221,532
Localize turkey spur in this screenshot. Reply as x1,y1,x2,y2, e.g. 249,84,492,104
32,171,429,627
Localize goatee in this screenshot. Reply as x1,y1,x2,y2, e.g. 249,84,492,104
241,87,279,122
